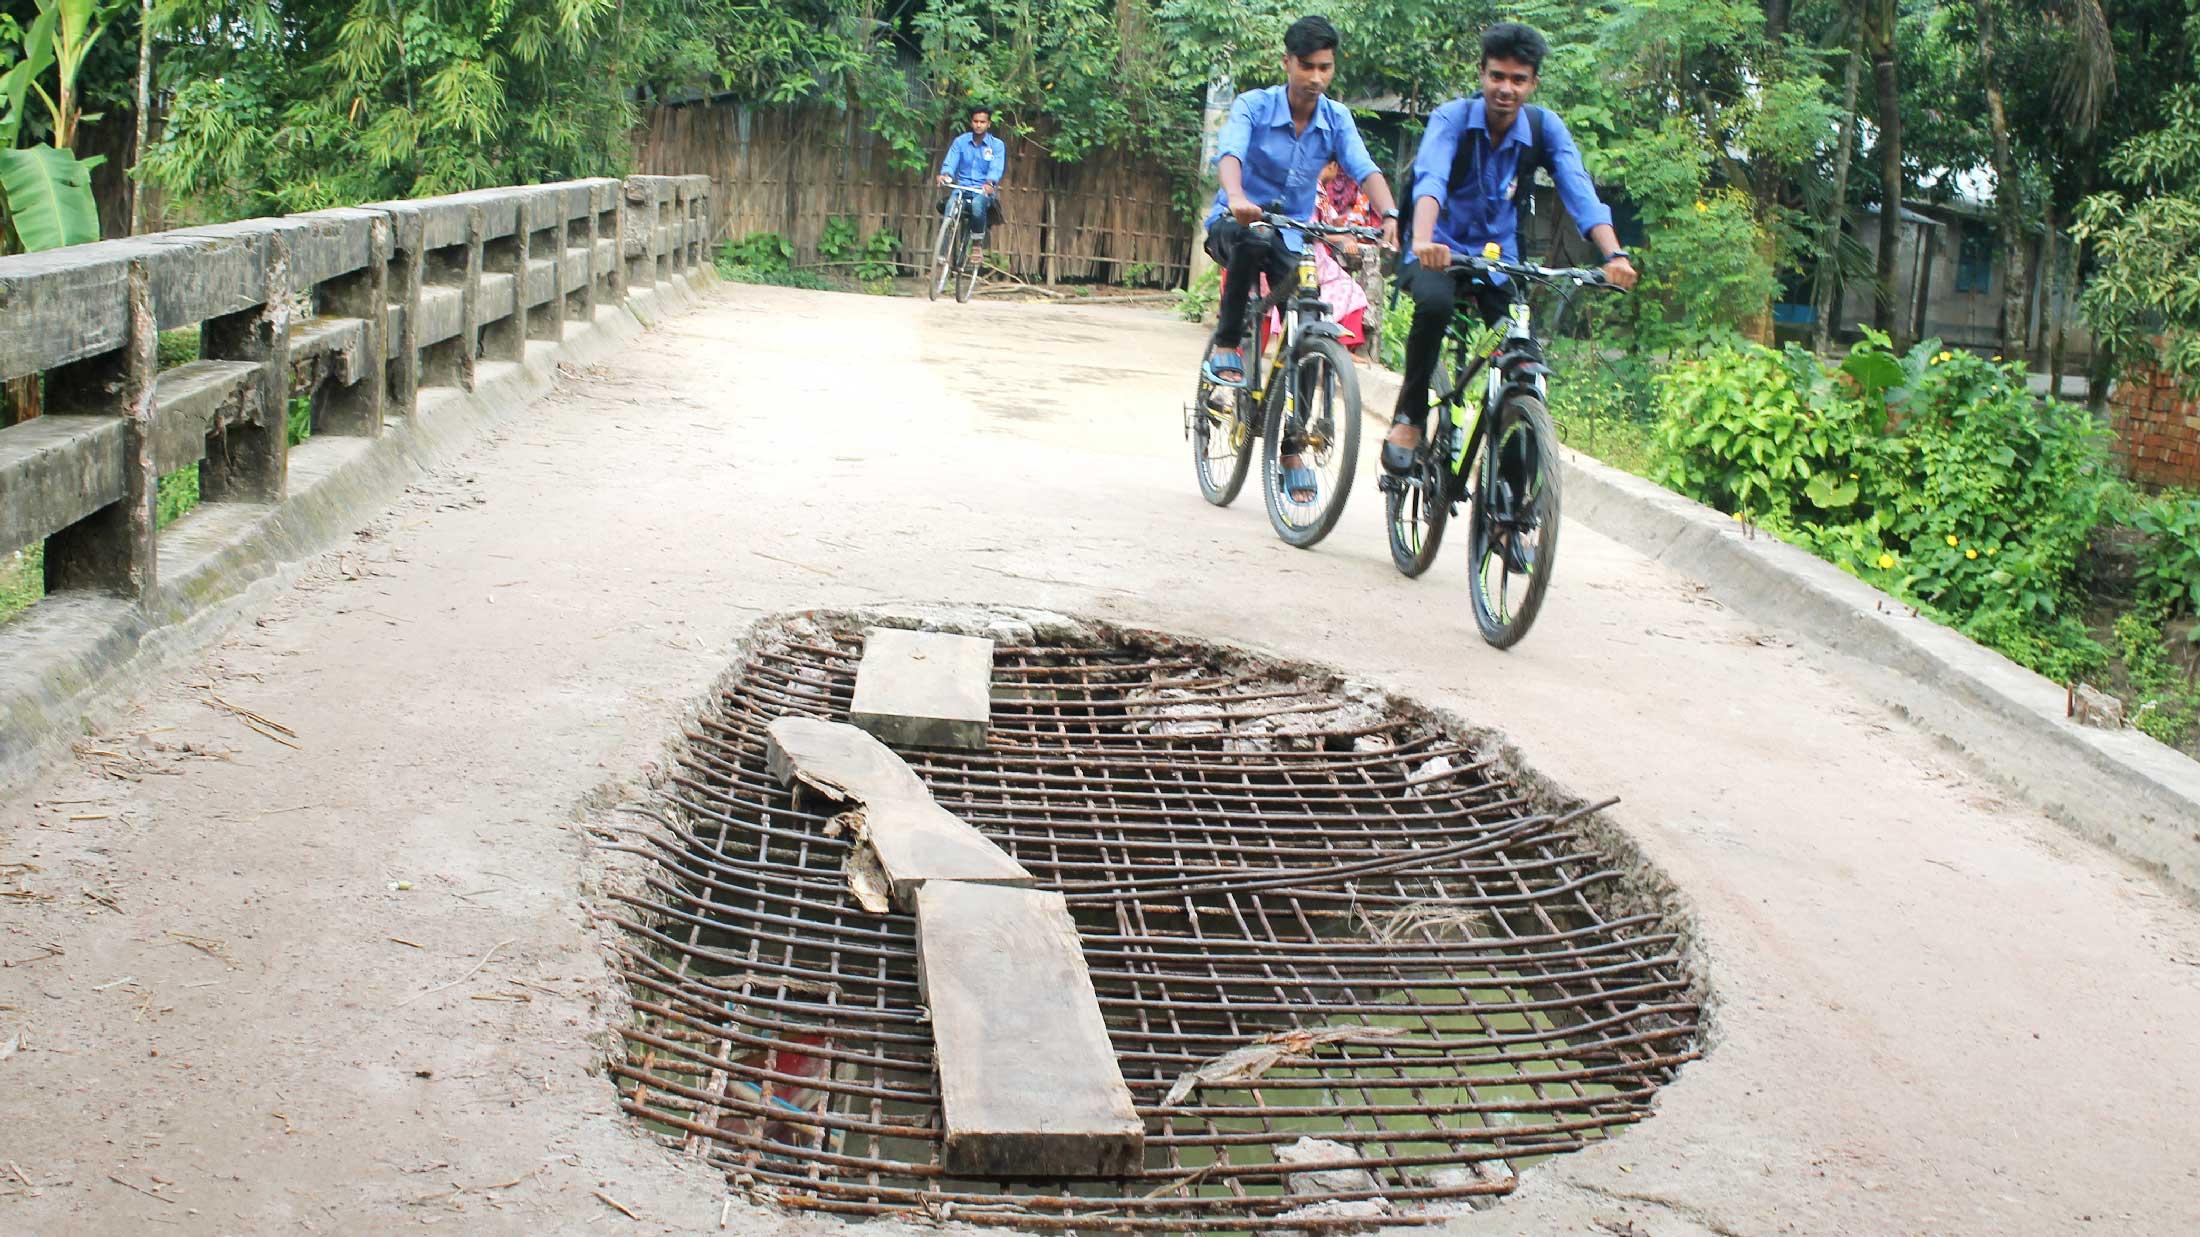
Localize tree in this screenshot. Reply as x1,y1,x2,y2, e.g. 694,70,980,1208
2075,81,2200,390
1859,0,1903,342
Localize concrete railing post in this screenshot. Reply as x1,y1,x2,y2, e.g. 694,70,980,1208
524,187,563,347
479,198,525,364
198,228,292,504
298,209,391,437
383,209,425,417
42,255,157,601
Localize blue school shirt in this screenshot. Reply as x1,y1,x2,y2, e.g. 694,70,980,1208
1408,97,1612,265
939,132,1006,191
1205,86,1381,252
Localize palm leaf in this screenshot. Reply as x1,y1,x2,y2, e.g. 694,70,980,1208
0,144,103,251
0,6,62,148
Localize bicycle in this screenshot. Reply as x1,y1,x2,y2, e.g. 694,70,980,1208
1379,246,1622,648
929,186,986,304
1183,210,1382,547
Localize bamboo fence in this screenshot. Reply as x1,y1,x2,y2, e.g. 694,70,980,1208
634,102,1194,289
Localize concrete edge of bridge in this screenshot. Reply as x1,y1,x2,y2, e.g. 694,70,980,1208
0,270,719,798
1355,364,2200,903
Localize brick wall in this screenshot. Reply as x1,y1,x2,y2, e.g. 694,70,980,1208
2109,363,2200,489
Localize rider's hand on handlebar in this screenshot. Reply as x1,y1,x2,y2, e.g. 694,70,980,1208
936,174,951,187
1414,241,1452,270
1379,217,1401,254
1601,253,1640,292
1228,195,1263,226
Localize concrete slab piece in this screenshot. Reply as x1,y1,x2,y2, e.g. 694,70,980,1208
915,881,1144,1178
765,717,1031,902
849,626,993,749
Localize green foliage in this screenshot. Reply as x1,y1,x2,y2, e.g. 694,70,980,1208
1650,329,2123,680
0,545,38,624
0,140,99,247
1546,339,1657,476
155,462,196,528
723,232,794,274
1175,262,1219,324
2116,605,2200,747
2130,490,2200,617
2074,83,2200,391
817,216,902,280
715,235,828,290
156,325,199,369
0,1,108,253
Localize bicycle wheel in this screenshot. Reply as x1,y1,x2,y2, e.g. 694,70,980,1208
1385,367,1458,577
1466,394,1563,649
929,210,956,302
1190,365,1256,506
1258,335,1361,548
954,229,979,304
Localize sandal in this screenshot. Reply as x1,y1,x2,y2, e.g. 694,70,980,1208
1283,462,1318,505
1202,348,1248,389
1381,414,1421,475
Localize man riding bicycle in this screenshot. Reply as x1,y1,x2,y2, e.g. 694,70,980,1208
937,105,1006,270
1381,22,1639,475
1203,16,1402,391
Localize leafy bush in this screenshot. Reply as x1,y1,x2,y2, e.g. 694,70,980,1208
2130,491,2200,618
1175,263,1219,324
2116,606,2200,747
1649,330,2123,681
722,233,795,275
1546,340,1657,476
715,235,829,290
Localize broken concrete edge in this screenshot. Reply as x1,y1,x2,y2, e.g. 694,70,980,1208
0,269,719,798
1356,363,2200,905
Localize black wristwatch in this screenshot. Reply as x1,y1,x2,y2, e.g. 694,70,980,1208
1382,208,1400,221
1603,249,1633,265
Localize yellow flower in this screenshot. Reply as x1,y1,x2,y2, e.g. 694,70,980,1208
1732,510,1745,522
1965,548,1978,560
1694,200,1708,213
1993,355,2003,362
1945,534,1960,547
1876,552,1897,570
1986,546,1998,556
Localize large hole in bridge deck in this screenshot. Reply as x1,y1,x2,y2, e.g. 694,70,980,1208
608,612,1701,1232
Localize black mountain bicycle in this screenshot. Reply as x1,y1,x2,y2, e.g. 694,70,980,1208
1380,248,1621,648
929,187,984,304
1185,210,1381,547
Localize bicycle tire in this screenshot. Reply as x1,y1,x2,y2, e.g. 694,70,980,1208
954,230,978,303
1386,367,1459,577
1190,370,1256,506
1258,336,1360,548
929,210,956,302
1466,394,1563,649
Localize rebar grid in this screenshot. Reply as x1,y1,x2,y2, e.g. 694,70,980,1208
611,624,1699,1231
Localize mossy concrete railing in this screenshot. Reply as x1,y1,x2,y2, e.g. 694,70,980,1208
0,174,714,785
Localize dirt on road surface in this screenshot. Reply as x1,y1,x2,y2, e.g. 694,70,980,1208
2,283,2197,1236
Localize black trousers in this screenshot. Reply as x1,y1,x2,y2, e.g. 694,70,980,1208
1204,219,1297,349
1392,264,1510,427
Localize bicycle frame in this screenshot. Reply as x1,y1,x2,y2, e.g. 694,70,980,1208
1433,287,1547,489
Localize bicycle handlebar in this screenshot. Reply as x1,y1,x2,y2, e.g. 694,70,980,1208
1445,251,1624,291
1254,210,1385,245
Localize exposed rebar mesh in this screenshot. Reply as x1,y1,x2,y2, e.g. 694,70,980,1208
608,619,1699,1231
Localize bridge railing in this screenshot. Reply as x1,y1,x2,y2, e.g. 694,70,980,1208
0,173,711,619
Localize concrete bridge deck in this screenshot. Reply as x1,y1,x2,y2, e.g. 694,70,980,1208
1,283,2195,1235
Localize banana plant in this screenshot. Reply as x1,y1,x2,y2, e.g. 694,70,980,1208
0,0,117,254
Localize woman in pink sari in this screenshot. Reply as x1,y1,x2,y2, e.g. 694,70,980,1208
1266,161,1373,349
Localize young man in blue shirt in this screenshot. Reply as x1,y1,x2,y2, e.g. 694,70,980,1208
1381,22,1639,474
1203,16,1401,389
937,106,1007,267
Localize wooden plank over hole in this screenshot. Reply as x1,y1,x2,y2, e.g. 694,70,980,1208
765,716,1030,902
849,626,992,750
916,881,1144,1178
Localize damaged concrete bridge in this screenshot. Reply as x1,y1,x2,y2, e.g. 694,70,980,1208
1,179,2198,1236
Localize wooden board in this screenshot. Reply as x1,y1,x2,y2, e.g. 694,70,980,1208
765,717,1031,903
849,627,992,750
915,881,1145,1178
